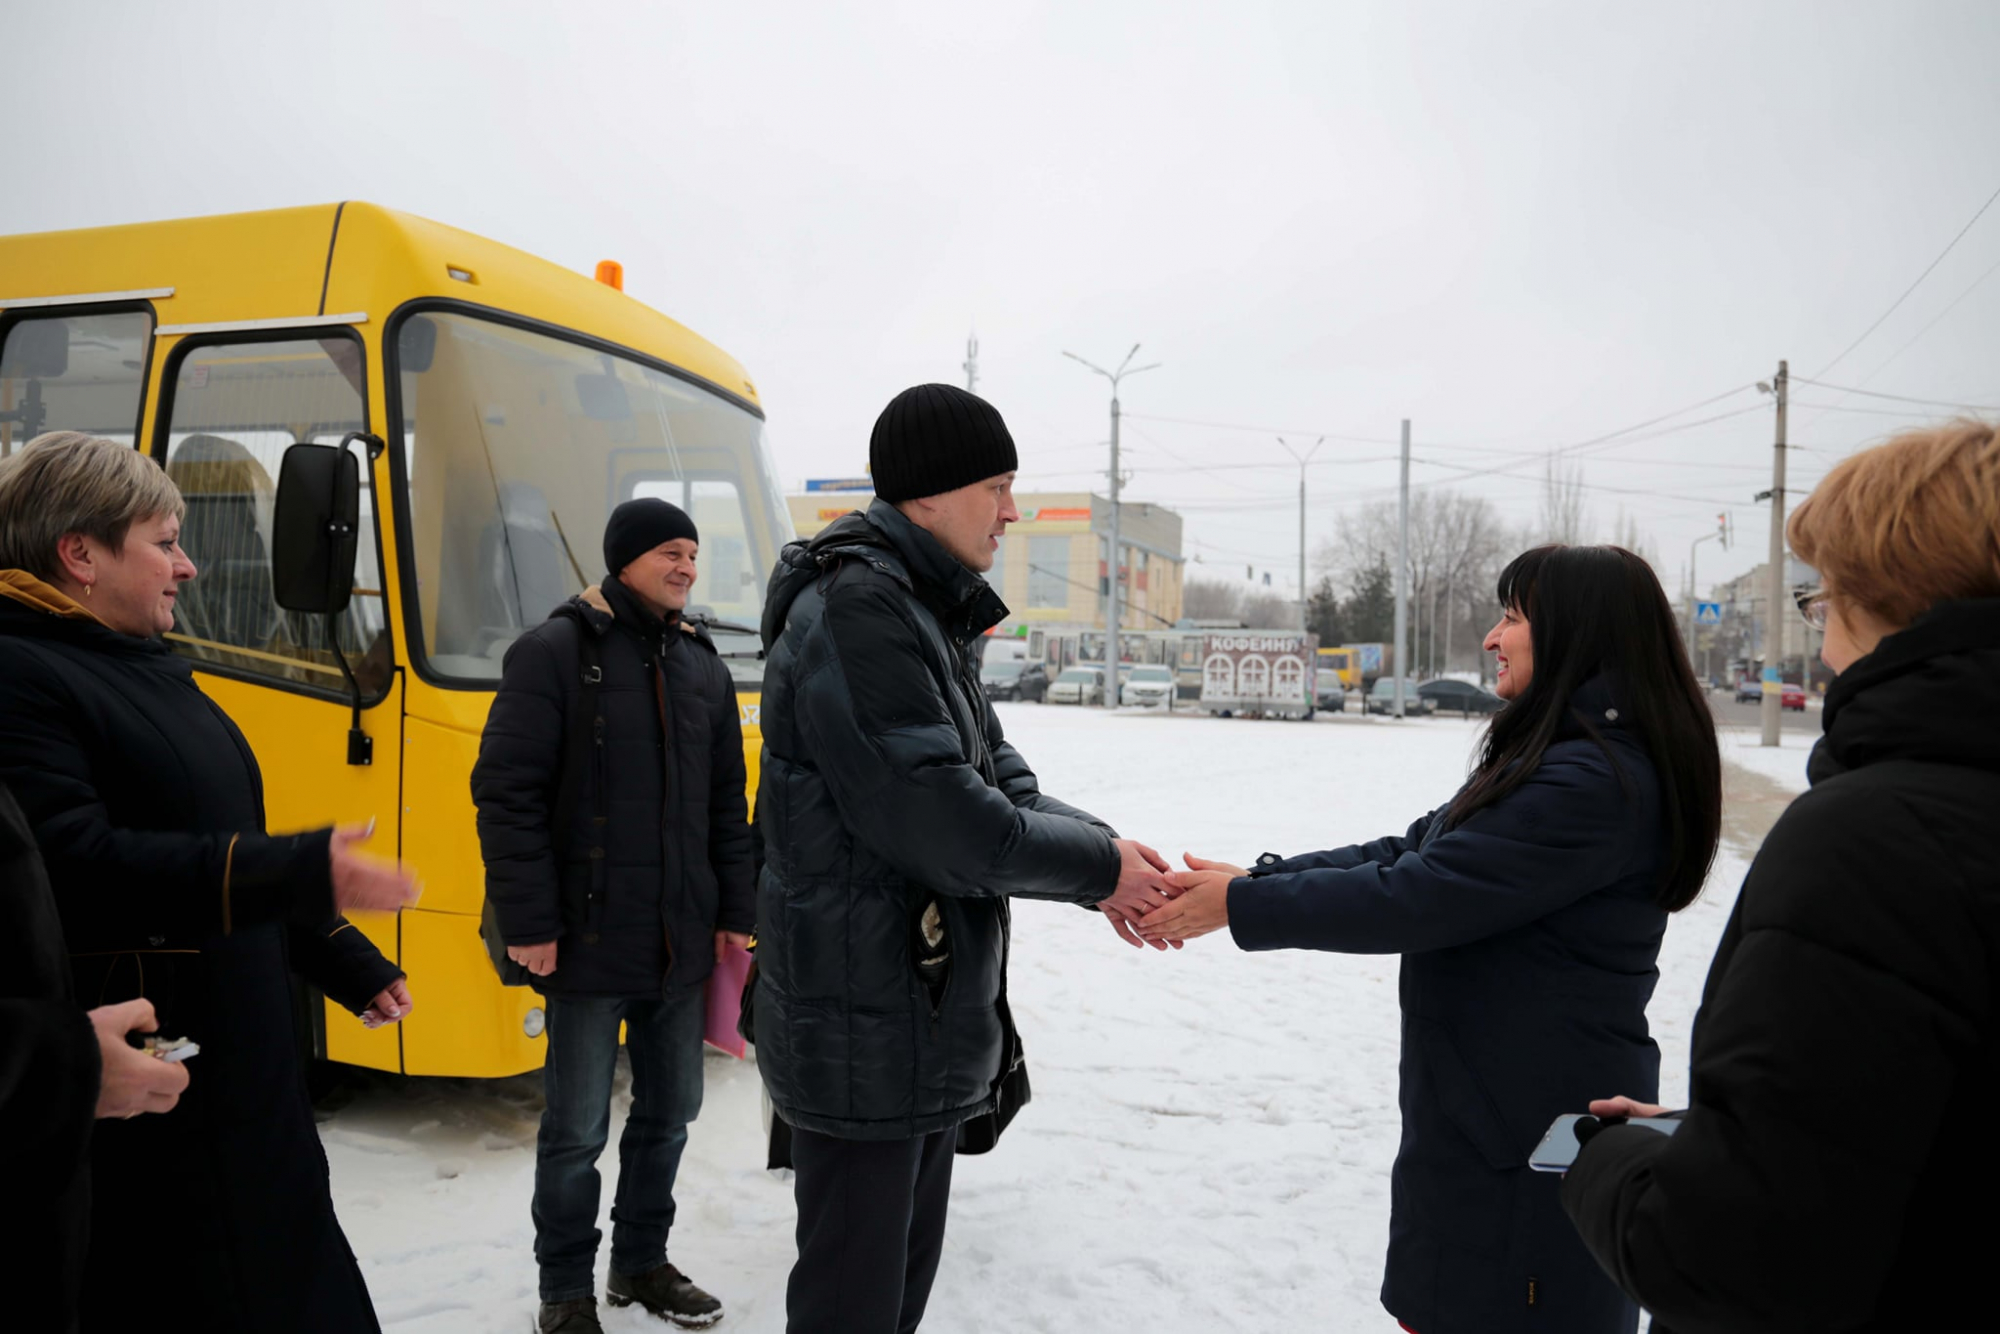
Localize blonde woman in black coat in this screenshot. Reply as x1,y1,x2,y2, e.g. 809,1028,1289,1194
1564,421,2000,1333
0,433,418,1332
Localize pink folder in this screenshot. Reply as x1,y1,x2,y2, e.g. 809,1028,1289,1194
704,940,753,1058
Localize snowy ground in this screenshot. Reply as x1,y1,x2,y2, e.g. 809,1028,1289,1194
1711,718,1818,796
324,703,1811,1332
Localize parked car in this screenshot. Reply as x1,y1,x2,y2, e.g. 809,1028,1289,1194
980,658,1049,702
1782,682,1807,712
1120,664,1176,708
1416,678,1505,716
1366,677,1436,716
1314,675,1346,712
1047,667,1106,706
1735,677,1765,704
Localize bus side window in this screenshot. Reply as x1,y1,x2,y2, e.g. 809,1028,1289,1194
0,309,153,455
159,336,390,696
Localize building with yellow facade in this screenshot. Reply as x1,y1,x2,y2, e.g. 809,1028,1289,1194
786,487,1185,633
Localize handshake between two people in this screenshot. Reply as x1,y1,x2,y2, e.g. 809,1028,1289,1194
1101,841,1244,950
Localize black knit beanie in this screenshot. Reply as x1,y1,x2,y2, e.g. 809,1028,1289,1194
603,498,699,576
868,384,1019,503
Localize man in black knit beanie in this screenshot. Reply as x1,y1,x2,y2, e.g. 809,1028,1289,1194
755,383,1179,1333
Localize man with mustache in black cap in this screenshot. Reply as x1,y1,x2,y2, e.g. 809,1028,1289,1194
473,498,755,1334
756,384,1180,1333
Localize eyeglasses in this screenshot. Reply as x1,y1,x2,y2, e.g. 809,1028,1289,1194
1793,586,1830,632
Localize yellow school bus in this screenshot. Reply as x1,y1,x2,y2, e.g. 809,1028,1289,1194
0,203,788,1076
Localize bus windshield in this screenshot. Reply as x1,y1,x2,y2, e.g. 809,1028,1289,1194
393,311,790,686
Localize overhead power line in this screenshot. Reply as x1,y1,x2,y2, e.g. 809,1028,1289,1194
1848,252,2000,388
1123,412,1399,444
1790,378,2000,414
1813,179,2000,379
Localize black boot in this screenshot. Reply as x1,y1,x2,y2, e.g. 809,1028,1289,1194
537,1297,604,1334
606,1263,723,1328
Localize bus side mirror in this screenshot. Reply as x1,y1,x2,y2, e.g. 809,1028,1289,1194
272,441,361,615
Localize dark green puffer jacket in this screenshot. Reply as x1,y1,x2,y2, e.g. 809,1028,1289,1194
755,499,1120,1140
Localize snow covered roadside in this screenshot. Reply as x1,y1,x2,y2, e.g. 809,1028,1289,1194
326,704,1763,1332
1714,724,1817,796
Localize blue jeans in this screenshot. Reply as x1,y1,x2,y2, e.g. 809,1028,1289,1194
533,988,707,1302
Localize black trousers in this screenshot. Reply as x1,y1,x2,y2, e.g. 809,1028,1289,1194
786,1125,957,1334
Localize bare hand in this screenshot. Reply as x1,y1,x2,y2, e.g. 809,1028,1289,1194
360,977,414,1028
330,820,421,915
90,999,189,1119
1588,1095,1667,1120
1139,862,1236,943
1100,839,1180,950
508,940,558,978
1182,852,1248,879
715,930,752,963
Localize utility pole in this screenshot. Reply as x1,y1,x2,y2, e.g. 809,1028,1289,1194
963,331,979,393
1395,419,1410,719
1064,345,1160,709
1759,362,1789,747
1278,436,1324,631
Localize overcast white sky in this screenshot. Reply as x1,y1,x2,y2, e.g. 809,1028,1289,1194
11,0,1999,602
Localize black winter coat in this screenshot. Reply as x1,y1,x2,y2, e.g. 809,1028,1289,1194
472,577,754,998
1563,600,2000,1334
755,501,1121,1140
1228,678,1669,1334
0,783,97,1334
0,576,398,1333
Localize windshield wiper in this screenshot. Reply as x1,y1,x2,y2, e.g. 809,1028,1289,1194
687,614,763,658
690,615,761,638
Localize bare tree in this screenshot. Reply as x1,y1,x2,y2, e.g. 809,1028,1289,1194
1240,590,1296,628
1179,578,1296,629
1612,508,1661,571
1181,578,1246,621
1539,458,1591,546
1316,488,1514,675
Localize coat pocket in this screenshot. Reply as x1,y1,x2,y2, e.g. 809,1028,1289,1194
1413,1016,1521,1170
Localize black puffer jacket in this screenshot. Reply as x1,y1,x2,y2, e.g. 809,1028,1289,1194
1563,599,2000,1334
473,577,754,998
756,501,1121,1140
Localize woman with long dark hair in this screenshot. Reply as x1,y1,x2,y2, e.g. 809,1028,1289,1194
1141,545,1721,1334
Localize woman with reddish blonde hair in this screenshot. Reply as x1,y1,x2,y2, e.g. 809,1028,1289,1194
1563,420,2000,1334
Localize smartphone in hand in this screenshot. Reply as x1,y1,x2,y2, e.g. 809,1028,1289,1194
1529,1111,1680,1173
140,1035,200,1064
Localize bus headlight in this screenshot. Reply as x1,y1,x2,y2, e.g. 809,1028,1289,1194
524,1006,546,1038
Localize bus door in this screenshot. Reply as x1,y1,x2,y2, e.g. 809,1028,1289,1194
154,329,405,1073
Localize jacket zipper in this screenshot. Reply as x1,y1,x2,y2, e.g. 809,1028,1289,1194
652,649,678,983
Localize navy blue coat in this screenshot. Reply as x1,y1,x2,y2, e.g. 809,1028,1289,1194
1228,679,1668,1334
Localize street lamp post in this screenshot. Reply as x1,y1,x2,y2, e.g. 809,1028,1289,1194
1278,435,1325,632
1685,527,1722,669
1064,345,1160,710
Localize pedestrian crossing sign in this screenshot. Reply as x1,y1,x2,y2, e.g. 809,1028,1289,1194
1695,602,1722,626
